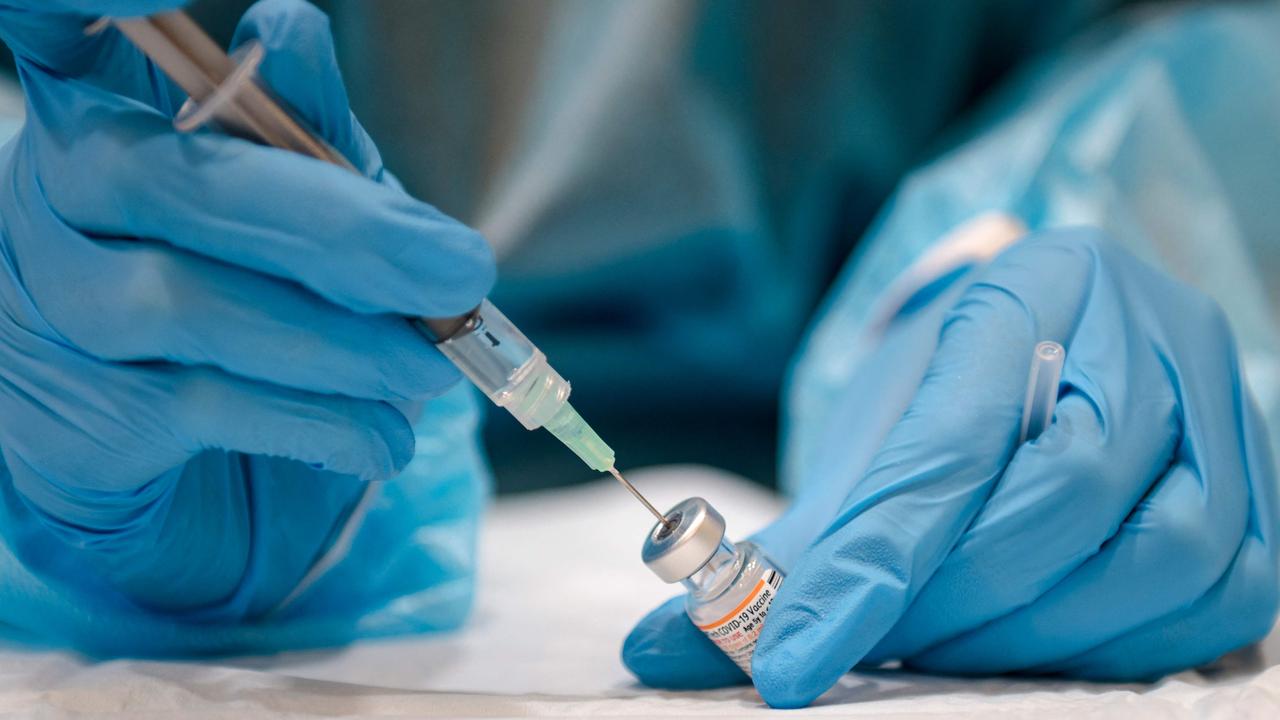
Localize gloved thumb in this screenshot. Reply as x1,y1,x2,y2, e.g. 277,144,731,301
622,595,747,689
621,501,833,690
230,0,387,181
620,501,831,690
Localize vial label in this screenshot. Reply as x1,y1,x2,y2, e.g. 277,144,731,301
695,569,783,676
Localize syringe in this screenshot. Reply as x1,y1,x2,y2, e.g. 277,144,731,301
101,11,670,528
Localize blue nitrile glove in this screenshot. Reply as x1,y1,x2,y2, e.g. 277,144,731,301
624,230,1279,706
0,0,494,639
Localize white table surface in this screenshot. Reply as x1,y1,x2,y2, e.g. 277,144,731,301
3,465,1277,718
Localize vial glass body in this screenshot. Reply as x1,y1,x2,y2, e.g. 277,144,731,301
682,539,784,676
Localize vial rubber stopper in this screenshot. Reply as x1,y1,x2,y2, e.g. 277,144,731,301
641,497,727,583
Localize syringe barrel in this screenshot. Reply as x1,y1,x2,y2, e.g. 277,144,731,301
416,300,571,431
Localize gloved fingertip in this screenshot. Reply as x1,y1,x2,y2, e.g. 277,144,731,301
751,577,871,708
382,406,417,477
384,355,463,404
456,226,498,304
230,0,365,168
393,218,496,317
752,644,828,709
233,0,334,59
622,596,746,690
333,402,416,482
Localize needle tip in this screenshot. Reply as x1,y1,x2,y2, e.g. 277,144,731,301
608,466,674,530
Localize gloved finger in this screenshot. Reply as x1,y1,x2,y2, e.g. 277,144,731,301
24,71,494,318
622,596,747,690
751,232,1097,708
751,296,958,572
230,0,387,181
21,233,459,401
867,377,1177,662
617,486,887,691
618,483,883,691
905,459,1247,674
1034,528,1278,681
0,337,413,495
0,1,188,107
164,366,414,482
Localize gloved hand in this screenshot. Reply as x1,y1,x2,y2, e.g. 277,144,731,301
0,0,493,625
623,229,1279,707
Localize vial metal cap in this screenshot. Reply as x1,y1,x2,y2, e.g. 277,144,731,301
642,497,726,583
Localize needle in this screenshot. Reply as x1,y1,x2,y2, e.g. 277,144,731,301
609,466,674,530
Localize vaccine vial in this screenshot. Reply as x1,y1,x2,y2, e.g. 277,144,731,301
642,497,784,675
